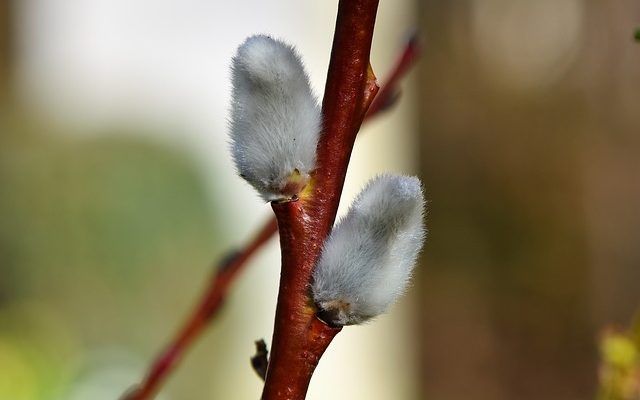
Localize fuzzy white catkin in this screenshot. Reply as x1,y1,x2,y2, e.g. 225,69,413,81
229,35,321,201
312,175,426,326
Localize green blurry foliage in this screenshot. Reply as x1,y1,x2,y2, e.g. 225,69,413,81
0,111,220,399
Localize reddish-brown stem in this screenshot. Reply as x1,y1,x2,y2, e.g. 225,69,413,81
122,218,277,400
261,201,342,400
307,0,380,233
126,11,422,400
262,0,380,398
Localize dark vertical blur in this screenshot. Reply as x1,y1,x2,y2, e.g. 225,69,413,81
0,4,222,398
414,1,639,399
0,0,14,304
0,0,12,99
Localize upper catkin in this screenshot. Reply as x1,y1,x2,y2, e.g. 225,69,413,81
229,35,321,201
312,174,426,326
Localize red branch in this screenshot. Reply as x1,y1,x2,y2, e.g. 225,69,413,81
261,1,380,399
123,219,277,400
260,202,342,400
124,18,420,400
308,0,380,231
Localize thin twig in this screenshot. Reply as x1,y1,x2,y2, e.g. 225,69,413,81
123,219,277,400
124,29,419,400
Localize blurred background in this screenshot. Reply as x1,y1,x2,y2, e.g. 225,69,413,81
0,1,639,399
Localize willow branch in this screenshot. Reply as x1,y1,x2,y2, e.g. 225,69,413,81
124,22,419,400
260,202,342,400
261,1,380,399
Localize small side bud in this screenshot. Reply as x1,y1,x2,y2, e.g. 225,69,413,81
312,175,426,326
229,35,321,201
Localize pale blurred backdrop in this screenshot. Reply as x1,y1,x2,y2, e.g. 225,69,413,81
1,1,639,400
1,1,418,399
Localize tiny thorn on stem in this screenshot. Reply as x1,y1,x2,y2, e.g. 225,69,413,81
365,31,421,119
360,63,380,118
251,339,269,381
